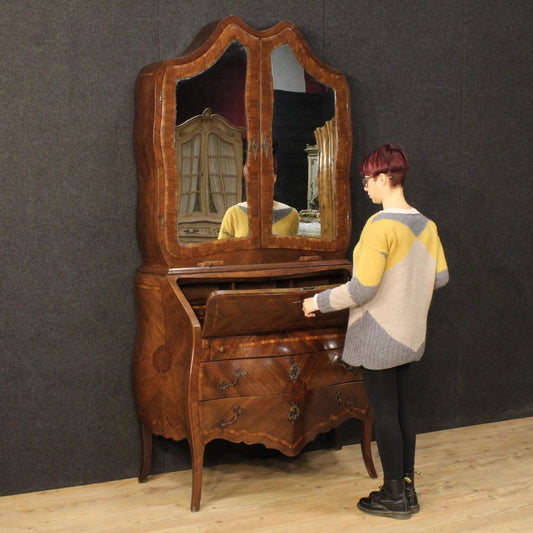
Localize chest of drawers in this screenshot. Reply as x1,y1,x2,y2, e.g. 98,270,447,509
133,265,376,511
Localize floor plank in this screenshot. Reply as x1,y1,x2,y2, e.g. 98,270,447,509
1,417,532,532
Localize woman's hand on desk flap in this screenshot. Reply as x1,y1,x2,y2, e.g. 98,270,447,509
302,296,319,318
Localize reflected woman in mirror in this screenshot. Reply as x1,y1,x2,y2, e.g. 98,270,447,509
302,144,449,519
218,163,299,239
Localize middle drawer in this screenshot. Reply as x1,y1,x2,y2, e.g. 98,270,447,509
199,350,362,400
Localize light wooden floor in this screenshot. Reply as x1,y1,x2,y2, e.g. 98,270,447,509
1,417,532,532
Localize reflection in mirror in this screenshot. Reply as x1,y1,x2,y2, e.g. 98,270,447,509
271,44,336,238
175,42,248,244
217,164,300,239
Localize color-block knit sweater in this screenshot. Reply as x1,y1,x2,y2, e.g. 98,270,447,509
316,208,449,370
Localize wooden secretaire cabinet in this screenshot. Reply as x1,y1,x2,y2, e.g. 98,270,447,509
133,16,376,511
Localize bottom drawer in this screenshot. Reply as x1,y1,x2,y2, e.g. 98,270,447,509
198,382,370,456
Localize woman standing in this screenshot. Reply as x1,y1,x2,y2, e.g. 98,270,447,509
302,144,449,520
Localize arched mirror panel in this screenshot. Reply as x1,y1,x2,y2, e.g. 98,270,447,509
258,27,351,254
270,44,336,239
174,41,248,244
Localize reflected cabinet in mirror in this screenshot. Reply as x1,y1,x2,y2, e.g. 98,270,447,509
133,17,374,513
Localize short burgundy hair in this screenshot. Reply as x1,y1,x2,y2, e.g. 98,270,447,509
359,144,410,186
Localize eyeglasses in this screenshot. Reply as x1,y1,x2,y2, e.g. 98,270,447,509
361,175,393,187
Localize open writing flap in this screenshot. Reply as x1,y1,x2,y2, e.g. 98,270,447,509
202,286,348,338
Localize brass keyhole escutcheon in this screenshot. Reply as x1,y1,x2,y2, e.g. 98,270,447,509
288,402,301,424
288,361,301,382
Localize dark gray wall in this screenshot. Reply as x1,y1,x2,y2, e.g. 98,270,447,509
1,0,531,496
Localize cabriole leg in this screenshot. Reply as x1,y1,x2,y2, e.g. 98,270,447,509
190,439,206,512
138,422,152,483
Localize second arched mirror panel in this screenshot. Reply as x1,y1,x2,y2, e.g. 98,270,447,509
258,25,351,253
270,43,337,239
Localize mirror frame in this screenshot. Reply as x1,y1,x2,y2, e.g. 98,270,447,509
258,27,352,253
134,16,352,270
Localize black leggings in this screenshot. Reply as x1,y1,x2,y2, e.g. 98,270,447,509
362,364,416,480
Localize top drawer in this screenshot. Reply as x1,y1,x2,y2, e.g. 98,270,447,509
206,328,345,361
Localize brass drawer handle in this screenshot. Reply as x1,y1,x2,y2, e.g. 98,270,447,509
335,391,354,409
288,402,301,424
219,368,247,396
288,361,301,382
218,405,246,430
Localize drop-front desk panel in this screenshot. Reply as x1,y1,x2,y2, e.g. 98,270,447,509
133,262,377,511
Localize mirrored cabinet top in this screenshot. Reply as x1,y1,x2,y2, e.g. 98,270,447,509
134,16,352,269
